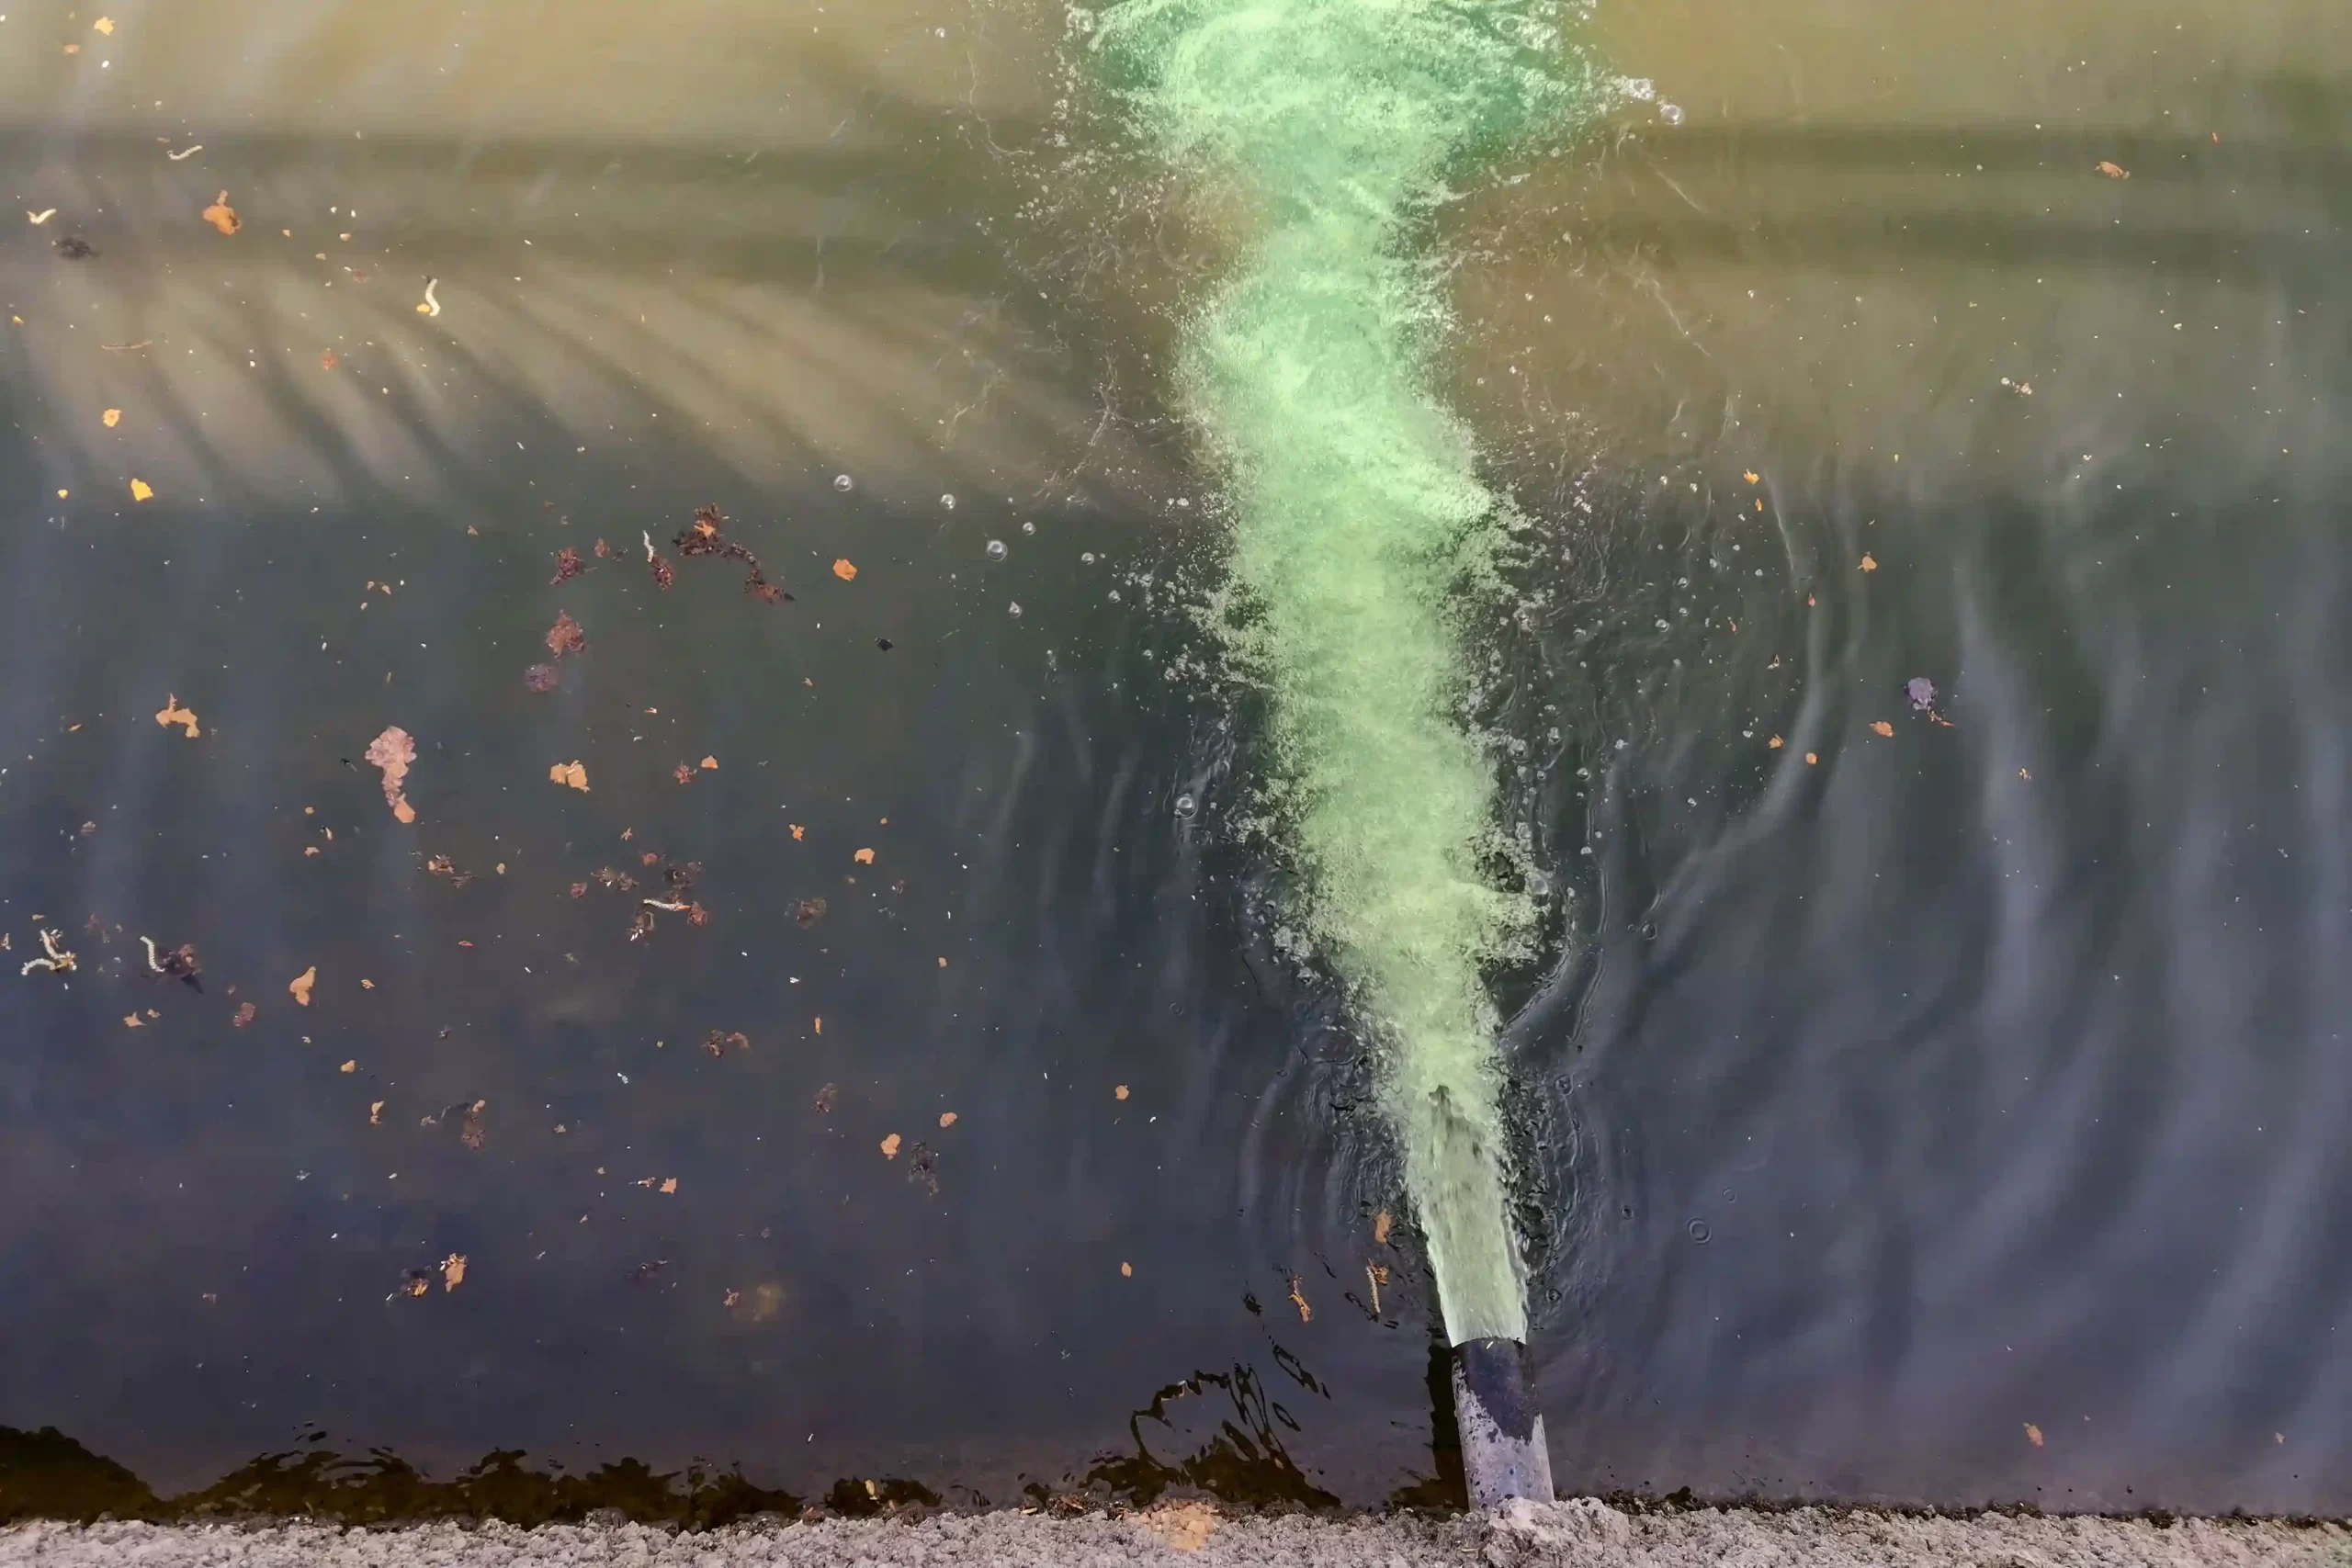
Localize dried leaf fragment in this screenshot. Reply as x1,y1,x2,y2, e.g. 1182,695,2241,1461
699,755,718,771
2095,161,2129,179
232,1001,257,1027
1373,1209,1393,1247
130,479,154,502
365,726,418,824
1768,735,1784,750
339,1059,356,1074
321,349,339,370
1860,553,1878,572
1743,471,1759,484
369,1100,385,1125
460,1100,488,1149
2024,1422,2044,1447
1114,1084,1130,1101
832,558,857,581
94,17,117,35
549,760,590,792
202,191,240,235
155,694,200,739
673,763,695,785
813,1083,838,1113
1120,1261,1134,1278
1870,720,1894,738
101,407,120,428
853,847,875,865
525,663,560,694
880,1133,902,1160
938,1111,958,1128
288,966,317,1006
442,1253,468,1291
545,610,585,657
1286,1274,1312,1323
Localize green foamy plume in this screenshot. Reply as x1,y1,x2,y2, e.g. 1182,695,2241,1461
1090,0,1594,1344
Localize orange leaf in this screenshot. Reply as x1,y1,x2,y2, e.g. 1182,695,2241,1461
154,694,200,739
1870,720,1894,737
338,1059,356,1074
880,1134,902,1160
1804,751,1819,765
201,191,240,235
938,1111,958,1128
130,479,153,502
1860,553,1878,572
831,558,858,581
1373,1209,1393,1247
2095,162,2128,179
1768,735,1784,750
699,755,718,771
1742,471,1759,484
441,1253,467,1291
101,407,120,428
1114,1084,1130,1100
2024,1423,2044,1447
548,761,590,792
1120,1261,1134,1278
853,847,875,864
288,966,317,1006
789,823,804,840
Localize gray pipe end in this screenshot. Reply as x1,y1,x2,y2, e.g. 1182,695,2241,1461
1450,1337,1555,1509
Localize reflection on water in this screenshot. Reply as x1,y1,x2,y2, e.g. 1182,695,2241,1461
1,0,2348,1521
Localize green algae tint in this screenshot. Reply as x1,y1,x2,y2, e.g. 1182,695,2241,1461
1086,0,1600,1345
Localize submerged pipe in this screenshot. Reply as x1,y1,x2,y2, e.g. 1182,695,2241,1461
1451,1337,1554,1507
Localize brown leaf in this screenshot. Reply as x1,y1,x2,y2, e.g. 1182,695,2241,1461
1870,720,1894,738
831,558,857,581
813,1083,838,1113
460,1100,488,1149
551,548,584,585
794,897,828,926
1286,1274,1312,1323
673,762,695,785
365,726,418,824
549,760,590,792
880,1133,902,1160
545,610,585,657
441,1253,467,1291
2095,161,2129,179
154,694,200,739
201,191,240,235
232,1001,257,1028
288,966,317,1006
2024,1422,2044,1447
1114,1084,1130,1101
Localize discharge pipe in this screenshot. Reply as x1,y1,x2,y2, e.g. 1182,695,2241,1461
1451,1337,1554,1507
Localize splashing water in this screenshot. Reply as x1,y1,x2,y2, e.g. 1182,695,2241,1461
1086,0,1600,1343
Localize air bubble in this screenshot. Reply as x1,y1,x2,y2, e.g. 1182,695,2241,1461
1174,793,1197,819
986,539,1008,561
1007,602,1023,617
832,474,853,492
1687,1218,1710,1243
1080,551,1096,565
1022,521,1036,535
941,494,956,509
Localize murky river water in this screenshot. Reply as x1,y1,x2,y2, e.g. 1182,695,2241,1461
1,0,2346,1519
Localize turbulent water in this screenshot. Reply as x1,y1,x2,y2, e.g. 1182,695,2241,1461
1083,0,1601,1344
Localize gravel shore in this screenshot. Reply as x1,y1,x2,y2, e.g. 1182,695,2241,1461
4,1499,2340,1566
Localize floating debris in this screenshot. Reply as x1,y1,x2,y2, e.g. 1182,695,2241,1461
551,547,584,585
53,236,96,261
232,1001,257,1027
524,662,560,693
140,937,202,991
416,278,441,318
549,760,590,792
288,966,317,1006
365,726,418,823
19,929,75,977
703,1030,750,1056
813,1083,838,1114
441,1253,468,1291
675,504,788,602
154,695,200,739
424,853,475,888
642,531,674,590
201,191,240,235
906,1142,939,1197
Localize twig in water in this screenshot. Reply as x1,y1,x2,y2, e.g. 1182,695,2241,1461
20,929,76,976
